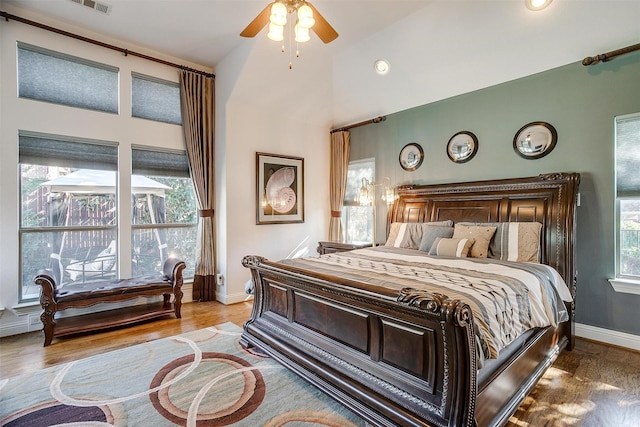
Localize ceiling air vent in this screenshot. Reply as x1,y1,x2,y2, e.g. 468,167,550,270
69,0,112,15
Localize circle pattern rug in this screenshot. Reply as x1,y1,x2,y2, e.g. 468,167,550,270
0,323,365,427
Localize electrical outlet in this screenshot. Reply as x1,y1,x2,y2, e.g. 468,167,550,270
577,192,581,207
29,314,41,326
216,273,224,286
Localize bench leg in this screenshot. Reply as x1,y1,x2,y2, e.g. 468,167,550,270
173,288,183,318
163,293,171,309
40,309,55,347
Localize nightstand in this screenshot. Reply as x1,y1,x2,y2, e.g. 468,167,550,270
316,241,372,255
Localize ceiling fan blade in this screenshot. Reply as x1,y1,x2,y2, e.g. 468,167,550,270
307,2,339,44
240,2,275,38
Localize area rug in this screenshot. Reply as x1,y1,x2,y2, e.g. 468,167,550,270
0,323,366,426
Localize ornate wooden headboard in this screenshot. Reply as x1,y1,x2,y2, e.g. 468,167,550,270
388,172,580,293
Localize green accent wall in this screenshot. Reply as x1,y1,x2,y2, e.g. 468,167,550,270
350,51,640,336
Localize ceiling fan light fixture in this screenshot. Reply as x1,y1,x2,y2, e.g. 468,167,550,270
267,23,284,42
525,0,552,11
297,4,315,29
295,25,311,43
240,0,339,68
270,2,287,26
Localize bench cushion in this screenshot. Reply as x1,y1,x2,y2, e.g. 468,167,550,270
56,275,172,303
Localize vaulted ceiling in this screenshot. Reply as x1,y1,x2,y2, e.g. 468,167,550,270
3,0,639,124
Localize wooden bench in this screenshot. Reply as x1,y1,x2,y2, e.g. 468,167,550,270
35,258,186,346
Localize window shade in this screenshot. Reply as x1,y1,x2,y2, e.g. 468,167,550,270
19,133,118,170
17,43,118,113
132,147,190,178
132,73,182,125
616,114,640,197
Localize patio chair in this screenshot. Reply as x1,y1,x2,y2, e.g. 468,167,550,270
65,240,117,282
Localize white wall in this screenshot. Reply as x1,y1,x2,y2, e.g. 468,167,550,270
0,6,211,335
214,35,333,303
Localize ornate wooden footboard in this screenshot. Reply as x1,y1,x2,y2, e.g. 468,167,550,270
241,172,579,427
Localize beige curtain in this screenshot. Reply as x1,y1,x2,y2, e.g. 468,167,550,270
179,70,216,301
328,131,351,241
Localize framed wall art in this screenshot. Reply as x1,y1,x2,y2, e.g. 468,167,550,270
256,152,304,225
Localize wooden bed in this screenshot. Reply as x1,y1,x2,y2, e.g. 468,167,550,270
240,172,580,427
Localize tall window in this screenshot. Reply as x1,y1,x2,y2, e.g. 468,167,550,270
131,148,197,278
342,158,375,243
19,133,119,301
16,43,195,303
615,112,640,281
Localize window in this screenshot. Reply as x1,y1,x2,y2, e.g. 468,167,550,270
15,42,194,303
132,73,182,124
615,112,640,286
19,132,119,301
342,158,375,243
131,148,197,279
17,43,119,113
18,135,198,302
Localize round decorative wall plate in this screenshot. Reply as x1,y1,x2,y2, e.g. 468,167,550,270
513,122,557,159
447,131,478,163
399,143,424,171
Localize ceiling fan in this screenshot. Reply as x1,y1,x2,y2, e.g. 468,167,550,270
240,0,339,44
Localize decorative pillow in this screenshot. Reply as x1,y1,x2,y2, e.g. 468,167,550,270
418,225,455,252
428,237,475,257
385,220,454,249
458,222,543,262
452,224,497,258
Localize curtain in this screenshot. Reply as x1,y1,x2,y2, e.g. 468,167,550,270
328,131,351,242
179,71,216,301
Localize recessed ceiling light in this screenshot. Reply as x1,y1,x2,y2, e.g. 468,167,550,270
374,59,390,75
525,0,552,11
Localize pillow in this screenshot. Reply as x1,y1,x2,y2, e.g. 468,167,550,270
452,224,497,258
428,237,475,257
418,225,455,252
458,222,543,262
385,220,454,249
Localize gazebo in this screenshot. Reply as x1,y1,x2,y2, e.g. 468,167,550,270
42,169,170,284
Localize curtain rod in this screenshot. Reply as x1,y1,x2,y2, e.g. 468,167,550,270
582,42,640,66
331,116,386,134
0,10,215,78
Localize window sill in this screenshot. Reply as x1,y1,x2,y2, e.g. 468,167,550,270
609,278,640,295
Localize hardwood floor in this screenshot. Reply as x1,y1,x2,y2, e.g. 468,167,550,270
0,300,252,379
1,301,639,426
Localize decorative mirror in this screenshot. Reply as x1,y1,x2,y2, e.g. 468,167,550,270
513,122,557,159
399,143,424,171
447,131,478,163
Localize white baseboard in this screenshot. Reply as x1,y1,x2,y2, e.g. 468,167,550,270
575,322,640,352
0,319,32,337
216,291,253,305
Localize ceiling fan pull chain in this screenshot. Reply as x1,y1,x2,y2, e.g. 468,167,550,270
289,15,293,69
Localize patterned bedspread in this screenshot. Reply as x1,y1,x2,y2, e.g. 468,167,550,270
279,246,571,361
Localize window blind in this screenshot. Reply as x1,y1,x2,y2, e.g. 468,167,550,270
19,132,118,170
132,73,182,125
616,113,640,197
132,147,190,178
17,43,119,114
